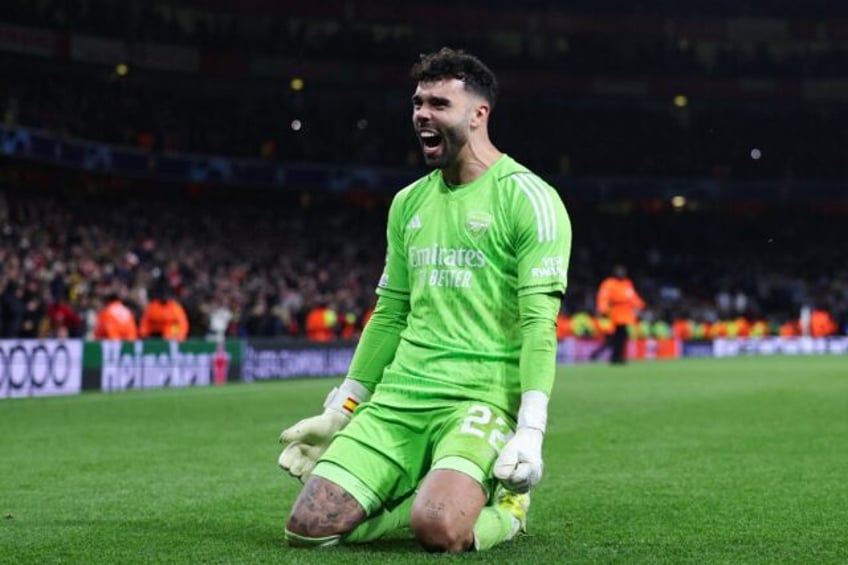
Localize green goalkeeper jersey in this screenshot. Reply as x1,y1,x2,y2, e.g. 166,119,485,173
372,155,572,416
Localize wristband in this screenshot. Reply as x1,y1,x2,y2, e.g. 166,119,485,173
323,377,372,416
517,390,549,433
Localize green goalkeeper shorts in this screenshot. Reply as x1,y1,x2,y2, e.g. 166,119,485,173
313,399,515,514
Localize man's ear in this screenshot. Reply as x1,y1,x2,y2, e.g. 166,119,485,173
470,101,490,129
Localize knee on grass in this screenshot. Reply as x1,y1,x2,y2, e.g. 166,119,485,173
410,511,473,553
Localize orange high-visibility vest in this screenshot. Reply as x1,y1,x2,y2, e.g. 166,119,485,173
556,313,572,339
596,277,645,326
95,300,139,340
810,309,837,337
305,306,337,341
139,299,189,341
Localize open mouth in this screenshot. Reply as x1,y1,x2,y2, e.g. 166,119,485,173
419,130,443,154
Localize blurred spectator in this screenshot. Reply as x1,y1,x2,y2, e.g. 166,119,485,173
139,284,189,341
94,293,139,341
305,300,339,342
1,280,25,337
241,296,280,337
46,295,82,338
205,293,234,341
20,289,47,338
809,308,838,337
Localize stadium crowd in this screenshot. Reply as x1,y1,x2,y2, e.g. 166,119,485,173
1,181,846,341
0,182,386,341
2,2,847,342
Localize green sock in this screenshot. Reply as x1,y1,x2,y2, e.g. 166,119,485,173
472,506,517,551
343,493,415,544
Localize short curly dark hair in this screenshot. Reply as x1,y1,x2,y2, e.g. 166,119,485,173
410,47,498,108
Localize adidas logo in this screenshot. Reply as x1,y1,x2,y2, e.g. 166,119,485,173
408,215,422,230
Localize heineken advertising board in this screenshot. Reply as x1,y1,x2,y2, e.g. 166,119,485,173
82,339,242,392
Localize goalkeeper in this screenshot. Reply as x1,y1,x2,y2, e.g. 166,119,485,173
279,47,572,553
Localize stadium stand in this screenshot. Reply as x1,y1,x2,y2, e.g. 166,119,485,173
1,177,845,339
4,1,848,177
1,0,847,338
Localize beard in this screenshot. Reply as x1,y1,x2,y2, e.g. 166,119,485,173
421,123,469,169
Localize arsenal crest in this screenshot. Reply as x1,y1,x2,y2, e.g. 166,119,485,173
466,211,493,239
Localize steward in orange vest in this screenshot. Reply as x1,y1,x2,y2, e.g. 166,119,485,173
810,309,837,337
94,295,139,340
139,288,189,341
595,265,645,364
305,305,338,342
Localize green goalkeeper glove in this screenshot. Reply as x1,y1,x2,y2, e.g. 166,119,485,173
278,378,371,482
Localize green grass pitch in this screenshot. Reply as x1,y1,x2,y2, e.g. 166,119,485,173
2,356,846,564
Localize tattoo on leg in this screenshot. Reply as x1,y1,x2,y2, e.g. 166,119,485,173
288,478,366,537
425,500,445,521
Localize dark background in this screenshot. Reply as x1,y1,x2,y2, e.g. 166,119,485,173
1,0,846,339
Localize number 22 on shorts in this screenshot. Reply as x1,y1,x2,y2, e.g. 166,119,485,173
460,404,513,451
